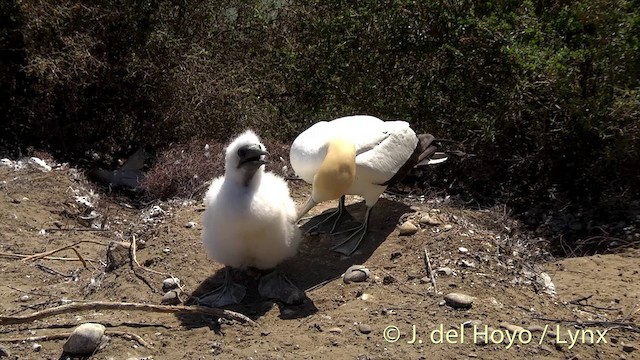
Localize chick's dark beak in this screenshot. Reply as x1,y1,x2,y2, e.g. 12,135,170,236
237,144,268,168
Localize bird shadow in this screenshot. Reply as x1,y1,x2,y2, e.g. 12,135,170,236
177,197,410,329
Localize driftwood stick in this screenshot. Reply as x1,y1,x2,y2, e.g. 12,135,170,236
21,240,105,264
0,330,153,348
0,301,256,326
0,252,98,262
423,248,438,295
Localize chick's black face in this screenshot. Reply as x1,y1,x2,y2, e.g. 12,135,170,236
237,143,268,169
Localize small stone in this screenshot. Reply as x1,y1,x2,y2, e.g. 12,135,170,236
526,325,544,332
359,293,372,301
463,320,482,328
358,324,372,334
328,327,343,334
622,342,637,352
185,221,197,228
390,251,402,260
163,247,171,254
162,277,181,292
539,345,553,353
458,247,468,253
436,267,454,276
161,290,181,305
438,300,446,306
19,295,30,302
0,345,10,357
32,343,42,352
460,259,475,268
407,271,419,280
443,292,474,309
106,241,130,271
499,322,526,334
442,224,453,231
398,221,418,236
382,275,396,285
344,265,370,284
63,323,107,355
420,276,431,284
260,330,271,336
419,214,441,226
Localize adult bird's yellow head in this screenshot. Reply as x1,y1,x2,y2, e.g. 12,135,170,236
225,130,269,187
296,138,356,221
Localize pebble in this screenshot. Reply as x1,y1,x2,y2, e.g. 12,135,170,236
499,322,526,333
328,327,343,334
398,221,418,235
0,345,10,357
358,324,372,334
419,276,431,284
442,224,453,231
539,345,553,353
622,342,637,352
343,265,370,284
161,290,182,305
32,343,42,352
185,221,197,228
162,277,181,292
419,214,441,226
459,259,475,268
443,292,474,309
438,300,446,306
19,295,30,302
463,320,482,328
163,248,171,254
458,247,469,253
527,325,545,332
436,267,454,276
63,323,107,355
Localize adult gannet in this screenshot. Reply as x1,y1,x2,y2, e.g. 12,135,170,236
290,115,448,256
201,130,304,307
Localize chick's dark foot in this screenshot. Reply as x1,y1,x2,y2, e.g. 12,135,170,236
258,270,305,305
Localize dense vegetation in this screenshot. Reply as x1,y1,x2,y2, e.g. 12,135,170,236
1,0,639,251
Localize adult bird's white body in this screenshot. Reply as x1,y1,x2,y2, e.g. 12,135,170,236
290,115,446,255
201,130,303,306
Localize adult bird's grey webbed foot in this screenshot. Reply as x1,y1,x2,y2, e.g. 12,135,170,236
330,206,373,256
330,222,368,256
196,267,247,308
258,270,305,305
300,195,352,235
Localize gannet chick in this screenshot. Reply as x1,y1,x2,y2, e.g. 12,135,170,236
201,130,303,307
290,115,448,256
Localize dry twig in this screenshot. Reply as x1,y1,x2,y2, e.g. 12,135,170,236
423,248,438,295
0,301,256,326
0,330,153,348
21,240,107,268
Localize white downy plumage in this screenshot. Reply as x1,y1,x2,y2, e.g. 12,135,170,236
290,114,446,255
200,130,303,306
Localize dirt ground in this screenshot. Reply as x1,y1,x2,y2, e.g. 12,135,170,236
0,160,638,360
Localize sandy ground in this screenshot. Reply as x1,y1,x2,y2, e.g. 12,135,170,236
0,162,638,360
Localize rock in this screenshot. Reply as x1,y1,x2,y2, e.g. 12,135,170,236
419,214,441,226
260,330,271,336
438,300,446,306
407,271,419,280
358,324,373,334
443,292,474,309
463,320,482,328
420,276,431,284
539,345,553,353
163,247,171,254
185,221,197,228
162,277,181,292
327,327,343,334
442,224,453,231
458,247,468,253
0,345,10,357
390,251,402,260
622,342,637,352
63,323,107,355
499,322,526,333
527,325,545,332
398,221,418,236
436,267,454,276
161,290,182,305
19,295,30,302
106,241,130,271
343,265,370,284
359,293,372,301
32,343,42,352
460,259,475,268
382,275,396,285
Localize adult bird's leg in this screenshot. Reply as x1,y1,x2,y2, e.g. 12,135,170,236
330,206,373,256
299,195,350,234
258,270,305,305
195,267,247,307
